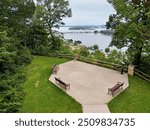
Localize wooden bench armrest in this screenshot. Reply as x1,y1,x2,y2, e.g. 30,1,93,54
108,88,111,91
55,77,70,90
117,81,122,84
108,82,124,96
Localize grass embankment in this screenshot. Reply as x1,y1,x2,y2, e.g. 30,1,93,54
21,56,82,113
108,76,150,113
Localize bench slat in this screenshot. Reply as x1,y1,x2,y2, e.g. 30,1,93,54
108,82,124,96
55,77,70,91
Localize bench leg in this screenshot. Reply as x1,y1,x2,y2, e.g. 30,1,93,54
65,84,70,91
65,86,66,91
121,86,123,90
68,84,70,89
112,92,114,97
107,91,109,95
107,88,111,95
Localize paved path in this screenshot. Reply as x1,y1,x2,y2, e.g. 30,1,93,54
49,61,129,113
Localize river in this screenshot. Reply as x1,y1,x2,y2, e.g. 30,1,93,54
57,26,112,51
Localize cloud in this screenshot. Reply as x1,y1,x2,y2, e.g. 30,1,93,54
34,0,115,25
64,0,115,25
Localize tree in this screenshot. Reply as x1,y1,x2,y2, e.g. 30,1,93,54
0,0,35,39
93,44,99,50
36,0,72,50
93,50,105,60
79,47,90,57
105,47,110,53
106,0,150,66
24,24,49,51
0,0,35,112
107,49,127,64
0,31,27,112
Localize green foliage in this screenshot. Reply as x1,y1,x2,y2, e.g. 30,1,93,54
0,76,25,112
107,0,150,66
105,47,110,53
0,31,27,112
92,44,99,50
79,47,90,57
0,0,35,39
107,49,128,64
88,44,99,51
36,0,72,51
92,50,105,60
138,56,150,75
0,0,35,112
23,24,49,49
50,36,63,51
59,44,73,54
15,47,32,65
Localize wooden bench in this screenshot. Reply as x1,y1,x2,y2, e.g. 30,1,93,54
52,64,59,74
55,77,70,91
108,82,124,96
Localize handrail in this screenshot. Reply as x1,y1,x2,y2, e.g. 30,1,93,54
135,69,150,78
78,56,127,72
134,68,150,82
34,53,150,82
47,53,128,72
134,72,150,82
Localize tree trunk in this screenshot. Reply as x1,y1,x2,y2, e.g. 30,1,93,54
133,45,143,66
49,29,56,50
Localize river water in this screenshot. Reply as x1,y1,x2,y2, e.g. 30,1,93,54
57,27,112,51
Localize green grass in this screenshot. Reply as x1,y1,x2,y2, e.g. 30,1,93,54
108,76,150,113
21,56,82,113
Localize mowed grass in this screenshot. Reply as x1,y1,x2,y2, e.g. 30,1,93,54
21,56,82,113
108,76,150,113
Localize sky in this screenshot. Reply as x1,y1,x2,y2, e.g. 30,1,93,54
63,0,115,25
34,0,115,26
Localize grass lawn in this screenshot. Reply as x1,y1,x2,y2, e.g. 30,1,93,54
108,76,150,113
21,56,82,113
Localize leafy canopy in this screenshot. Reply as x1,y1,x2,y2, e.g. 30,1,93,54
106,0,150,65
36,0,72,50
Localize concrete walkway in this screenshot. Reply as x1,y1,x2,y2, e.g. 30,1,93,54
49,61,129,113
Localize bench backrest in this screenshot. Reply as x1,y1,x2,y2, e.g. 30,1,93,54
55,77,67,86
110,82,124,91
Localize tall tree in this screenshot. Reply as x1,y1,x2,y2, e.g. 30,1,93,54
106,0,150,66
24,23,50,53
0,0,35,112
36,0,72,50
0,0,35,39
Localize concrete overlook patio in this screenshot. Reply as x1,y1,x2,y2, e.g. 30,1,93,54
49,60,129,113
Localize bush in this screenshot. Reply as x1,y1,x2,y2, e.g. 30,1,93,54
93,50,105,60
79,47,90,57
138,56,150,75
15,47,32,65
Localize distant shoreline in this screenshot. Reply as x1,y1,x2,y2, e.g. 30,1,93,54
61,30,113,36
58,25,113,36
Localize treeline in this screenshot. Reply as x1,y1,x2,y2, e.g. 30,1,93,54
0,0,36,112
0,0,72,112
106,0,150,74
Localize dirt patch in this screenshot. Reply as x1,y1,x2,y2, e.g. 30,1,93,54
35,81,39,88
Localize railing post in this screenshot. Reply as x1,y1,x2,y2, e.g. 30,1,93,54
128,65,135,76
74,54,80,60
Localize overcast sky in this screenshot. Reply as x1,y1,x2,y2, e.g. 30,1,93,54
34,0,115,25
63,0,115,25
